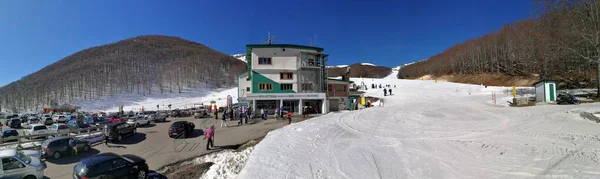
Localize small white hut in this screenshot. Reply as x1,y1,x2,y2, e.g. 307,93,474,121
534,80,557,103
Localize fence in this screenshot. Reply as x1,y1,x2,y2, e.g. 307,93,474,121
0,126,105,150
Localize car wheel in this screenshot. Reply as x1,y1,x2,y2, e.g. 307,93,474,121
83,145,90,152
137,169,147,179
53,151,61,159
23,175,36,179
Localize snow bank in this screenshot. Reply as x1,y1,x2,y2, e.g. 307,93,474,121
158,146,255,179
360,63,375,66
239,78,600,178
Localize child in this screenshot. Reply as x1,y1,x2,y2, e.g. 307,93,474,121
204,125,215,150
287,111,293,125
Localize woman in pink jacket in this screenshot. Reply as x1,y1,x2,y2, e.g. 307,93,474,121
204,125,215,150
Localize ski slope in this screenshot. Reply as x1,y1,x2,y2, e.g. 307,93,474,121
239,79,600,178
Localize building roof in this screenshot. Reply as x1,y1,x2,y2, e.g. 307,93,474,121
246,44,324,52
327,78,352,84
0,149,17,158
533,79,557,86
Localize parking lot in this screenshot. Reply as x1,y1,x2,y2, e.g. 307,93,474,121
38,116,308,179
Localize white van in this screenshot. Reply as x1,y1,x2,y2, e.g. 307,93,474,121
0,149,45,179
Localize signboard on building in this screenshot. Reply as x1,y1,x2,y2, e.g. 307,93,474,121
245,93,326,100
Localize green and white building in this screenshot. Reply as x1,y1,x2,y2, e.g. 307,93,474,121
237,44,331,115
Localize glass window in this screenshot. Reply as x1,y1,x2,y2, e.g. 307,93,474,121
33,125,47,131
336,85,345,91
280,72,293,80
281,84,293,90
2,157,24,170
328,84,332,92
15,151,31,164
111,159,128,169
259,83,272,91
258,57,272,65
246,87,250,92
302,83,313,91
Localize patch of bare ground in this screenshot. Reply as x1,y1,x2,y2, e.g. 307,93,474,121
166,162,215,179
415,74,539,87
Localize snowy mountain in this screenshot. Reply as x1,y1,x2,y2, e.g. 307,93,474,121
232,53,247,63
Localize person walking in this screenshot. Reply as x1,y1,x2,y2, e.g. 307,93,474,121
238,107,245,125
274,107,279,119
302,106,309,118
104,134,109,146
214,110,218,120
383,88,387,96
204,125,215,150
260,109,265,120
379,98,384,107
221,109,228,127
388,88,392,96
229,107,234,121
69,138,77,156
287,111,293,125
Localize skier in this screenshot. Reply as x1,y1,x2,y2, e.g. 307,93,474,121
204,125,215,150
383,88,387,96
379,98,384,107
388,88,392,96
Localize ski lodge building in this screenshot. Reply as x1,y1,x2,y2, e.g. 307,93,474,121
237,44,351,115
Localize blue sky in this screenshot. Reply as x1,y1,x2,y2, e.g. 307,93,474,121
0,0,533,87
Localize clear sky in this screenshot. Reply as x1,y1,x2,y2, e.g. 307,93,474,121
0,0,533,87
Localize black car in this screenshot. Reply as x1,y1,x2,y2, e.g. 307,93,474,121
104,123,136,143
43,117,54,125
0,129,19,143
7,118,21,128
73,152,149,179
168,121,195,138
41,136,91,159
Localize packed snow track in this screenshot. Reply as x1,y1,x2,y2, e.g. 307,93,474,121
238,79,600,178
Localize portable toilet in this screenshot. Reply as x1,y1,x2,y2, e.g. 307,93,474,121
534,80,557,103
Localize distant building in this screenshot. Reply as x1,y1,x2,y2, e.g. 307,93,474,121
534,80,557,103
237,44,351,115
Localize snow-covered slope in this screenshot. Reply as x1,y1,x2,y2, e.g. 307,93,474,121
232,54,247,63
360,63,375,66
239,78,600,178
76,86,238,112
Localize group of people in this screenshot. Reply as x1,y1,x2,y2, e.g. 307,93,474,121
371,84,396,89
215,106,253,127
383,88,392,96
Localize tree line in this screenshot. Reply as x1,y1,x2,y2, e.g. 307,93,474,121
0,35,246,113
399,0,600,91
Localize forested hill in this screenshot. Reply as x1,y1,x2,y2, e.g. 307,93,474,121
0,35,246,112
398,0,599,88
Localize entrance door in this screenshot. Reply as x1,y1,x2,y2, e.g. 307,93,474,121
549,84,555,101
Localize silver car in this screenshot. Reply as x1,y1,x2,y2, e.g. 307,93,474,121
0,149,45,179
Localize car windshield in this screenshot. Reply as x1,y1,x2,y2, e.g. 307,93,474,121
74,162,88,176
15,151,32,164
4,130,18,136
33,126,47,130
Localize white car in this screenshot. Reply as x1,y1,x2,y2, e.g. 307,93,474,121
48,124,70,136
23,124,49,138
126,116,150,127
0,149,45,179
52,115,66,123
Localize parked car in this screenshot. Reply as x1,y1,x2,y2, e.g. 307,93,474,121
193,111,209,119
126,116,150,127
7,118,21,129
0,149,45,179
48,124,70,136
52,115,66,123
0,129,19,143
67,120,91,130
73,152,148,179
105,115,121,123
104,123,136,143
168,121,195,138
83,116,108,127
41,136,91,160
23,124,49,139
153,113,168,122
27,118,40,125
42,118,54,125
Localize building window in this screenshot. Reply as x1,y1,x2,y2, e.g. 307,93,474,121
281,84,293,90
302,83,313,91
246,87,250,92
336,85,345,92
258,57,272,65
308,59,315,66
280,72,293,80
259,83,272,91
328,84,332,91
